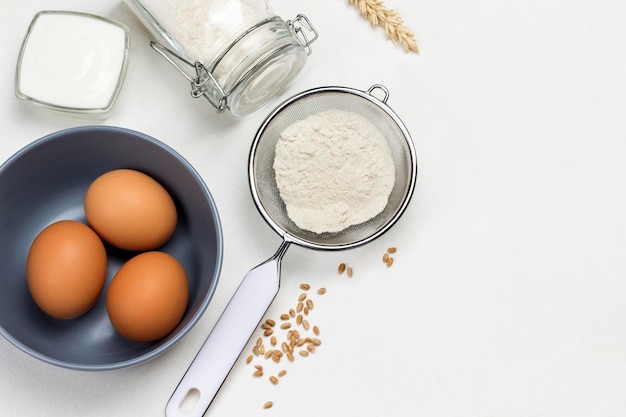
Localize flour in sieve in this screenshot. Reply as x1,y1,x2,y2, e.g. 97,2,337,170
273,110,395,234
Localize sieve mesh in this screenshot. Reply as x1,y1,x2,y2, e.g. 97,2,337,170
249,85,417,250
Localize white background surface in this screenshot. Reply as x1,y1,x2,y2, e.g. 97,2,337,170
2,1,626,416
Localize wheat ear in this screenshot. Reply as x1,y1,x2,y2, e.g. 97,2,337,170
348,0,419,53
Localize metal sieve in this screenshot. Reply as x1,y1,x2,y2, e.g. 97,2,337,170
166,85,417,417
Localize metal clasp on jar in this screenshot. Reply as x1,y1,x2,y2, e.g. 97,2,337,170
288,14,318,55
150,42,229,112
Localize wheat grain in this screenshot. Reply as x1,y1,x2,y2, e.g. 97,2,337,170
348,0,419,53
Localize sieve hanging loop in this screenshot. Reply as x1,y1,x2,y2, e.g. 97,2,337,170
367,84,390,104
150,41,228,112
287,14,318,56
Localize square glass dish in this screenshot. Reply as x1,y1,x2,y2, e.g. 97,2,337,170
15,11,130,118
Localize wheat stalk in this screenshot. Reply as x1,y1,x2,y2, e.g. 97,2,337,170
348,0,419,53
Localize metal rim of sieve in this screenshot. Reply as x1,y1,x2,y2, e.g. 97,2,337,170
248,84,418,251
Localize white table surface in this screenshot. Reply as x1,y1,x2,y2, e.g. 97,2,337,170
2,1,626,416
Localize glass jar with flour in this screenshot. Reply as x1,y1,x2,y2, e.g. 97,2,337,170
123,0,317,116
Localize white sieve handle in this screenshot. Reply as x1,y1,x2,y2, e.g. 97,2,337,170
165,242,289,417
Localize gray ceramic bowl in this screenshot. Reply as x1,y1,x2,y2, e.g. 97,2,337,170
0,126,222,370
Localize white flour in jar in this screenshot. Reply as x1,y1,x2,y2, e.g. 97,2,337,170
165,0,268,65
273,110,396,234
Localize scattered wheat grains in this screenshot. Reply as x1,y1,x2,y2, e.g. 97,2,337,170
253,244,398,410
250,282,327,410
383,246,397,267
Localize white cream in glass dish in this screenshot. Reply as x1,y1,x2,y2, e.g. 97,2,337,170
15,11,130,119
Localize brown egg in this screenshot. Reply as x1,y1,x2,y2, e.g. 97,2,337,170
26,220,108,319
106,251,188,342
84,169,177,251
